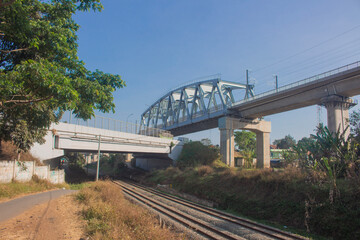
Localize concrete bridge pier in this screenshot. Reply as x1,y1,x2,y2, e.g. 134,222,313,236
218,117,271,168
219,128,235,167
255,131,271,168
321,95,356,139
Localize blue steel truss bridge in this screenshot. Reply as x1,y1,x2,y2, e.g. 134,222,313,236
140,75,255,136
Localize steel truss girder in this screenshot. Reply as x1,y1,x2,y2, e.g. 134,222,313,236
140,78,254,130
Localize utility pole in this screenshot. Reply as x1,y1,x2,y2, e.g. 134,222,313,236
245,69,249,99
274,75,278,91
317,105,322,126
96,135,101,181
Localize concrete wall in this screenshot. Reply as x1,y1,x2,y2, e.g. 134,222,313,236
35,166,48,179
0,161,64,184
49,169,65,184
0,161,16,183
168,142,183,160
30,130,64,162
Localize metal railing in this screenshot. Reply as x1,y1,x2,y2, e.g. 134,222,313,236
232,61,360,107
61,113,172,138
153,104,224,128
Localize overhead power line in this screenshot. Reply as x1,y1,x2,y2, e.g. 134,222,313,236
252,24,360,73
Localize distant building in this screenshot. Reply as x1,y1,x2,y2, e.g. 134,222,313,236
270,149,294,160
177,137,190,143
270,149,284,159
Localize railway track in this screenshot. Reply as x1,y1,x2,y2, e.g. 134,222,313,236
112,180,308,240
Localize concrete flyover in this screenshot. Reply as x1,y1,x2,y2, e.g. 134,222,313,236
230,62,360,136
30,122,183,167
141,61,360,168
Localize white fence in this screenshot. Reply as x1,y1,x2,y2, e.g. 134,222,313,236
0,161,64,184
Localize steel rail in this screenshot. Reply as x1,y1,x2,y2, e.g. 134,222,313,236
117,180,308,240
112,181,244,240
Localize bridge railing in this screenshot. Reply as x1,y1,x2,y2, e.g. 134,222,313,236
154,104,225,128
233,61,360,106
61,113,173,138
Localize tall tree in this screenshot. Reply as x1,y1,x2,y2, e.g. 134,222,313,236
234,130,256,152
234,130,256,167
297,136,316,150
0,0,125,157
273,134,296,149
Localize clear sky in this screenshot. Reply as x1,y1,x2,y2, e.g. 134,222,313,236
73,0,360,145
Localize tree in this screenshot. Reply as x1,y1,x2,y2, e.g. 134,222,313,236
273,134,296,149
350,109,360,142
234,130,256,167
177,141,219,168
200,138,211,146
0,0,125,157
295,125,359,203
234,130,256,152
297,136,316,151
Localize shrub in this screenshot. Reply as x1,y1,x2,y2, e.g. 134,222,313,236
197,165,214,176
177,141,219,168
77,181,184,239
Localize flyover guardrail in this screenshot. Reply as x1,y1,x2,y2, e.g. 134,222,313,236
60,113,173,138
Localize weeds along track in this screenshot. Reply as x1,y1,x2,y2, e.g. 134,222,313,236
112,180,307,240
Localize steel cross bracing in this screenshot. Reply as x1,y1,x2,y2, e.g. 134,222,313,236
141,77,254,130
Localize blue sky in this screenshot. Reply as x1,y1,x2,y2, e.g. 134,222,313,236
73,0,360,144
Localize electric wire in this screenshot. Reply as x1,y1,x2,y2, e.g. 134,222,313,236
251,48,360,92
279,50,360,81
252,24,360,73
253,37,360,81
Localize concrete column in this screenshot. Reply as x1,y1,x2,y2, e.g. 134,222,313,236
219,116,271,168
321,95,356,139
126,153,133,162
85,155,91,164
255,131,270,168
220,128,235,167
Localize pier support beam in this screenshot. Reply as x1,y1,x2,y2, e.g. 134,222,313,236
218,117,271,168
255,131,270,168
220,128,235,167
321,95,356,139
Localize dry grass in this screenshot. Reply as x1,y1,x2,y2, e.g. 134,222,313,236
147,165,360,239
0,141,42,165
0,175,67,200
197,165,213,176
76,181,186,240
147,166,319,236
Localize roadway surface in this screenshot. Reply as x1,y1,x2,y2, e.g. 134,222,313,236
0,189,76,223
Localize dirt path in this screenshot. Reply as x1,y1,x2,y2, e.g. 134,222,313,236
0,194,85,240
0,189,76,222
